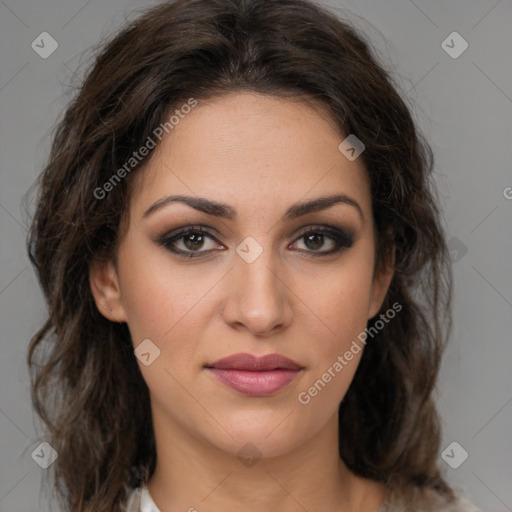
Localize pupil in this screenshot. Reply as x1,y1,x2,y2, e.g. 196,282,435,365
306,233,323,250
185,233,203,250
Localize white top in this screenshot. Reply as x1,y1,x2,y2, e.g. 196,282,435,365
126,485,161,512
125,483,481,512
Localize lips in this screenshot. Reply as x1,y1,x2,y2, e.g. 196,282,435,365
206,353,303,371
204,353,304,396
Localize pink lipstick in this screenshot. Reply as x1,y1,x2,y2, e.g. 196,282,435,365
204,353,303,396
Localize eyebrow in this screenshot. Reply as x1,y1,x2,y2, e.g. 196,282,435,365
142,193,364,224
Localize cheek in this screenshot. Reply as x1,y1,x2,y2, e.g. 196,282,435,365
321,277,370,326
117,234,211,342
296,276,370,412
293,257,374,409
299,259,374,346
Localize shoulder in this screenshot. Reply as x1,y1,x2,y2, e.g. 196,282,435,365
125,486,141,512
383,485,481,512
448,490,482,512
124,484,161,512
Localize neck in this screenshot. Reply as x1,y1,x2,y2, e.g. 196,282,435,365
146,405,388,512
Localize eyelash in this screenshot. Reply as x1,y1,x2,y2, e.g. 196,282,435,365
156,224,355,260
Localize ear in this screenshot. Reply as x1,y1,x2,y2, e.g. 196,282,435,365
89,260,128,323
367,244,395,319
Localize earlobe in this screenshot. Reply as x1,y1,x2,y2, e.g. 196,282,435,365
89,260,127,323
367,245,395,320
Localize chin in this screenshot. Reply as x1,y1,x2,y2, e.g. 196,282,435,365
199,413,310,461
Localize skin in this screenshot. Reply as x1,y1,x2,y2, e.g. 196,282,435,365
90,92,395,512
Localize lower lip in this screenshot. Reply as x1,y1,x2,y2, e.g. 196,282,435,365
206,368,301,396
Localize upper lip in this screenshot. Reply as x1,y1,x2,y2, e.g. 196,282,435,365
205,353,303,371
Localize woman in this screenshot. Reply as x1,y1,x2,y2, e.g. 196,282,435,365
26,0,480,511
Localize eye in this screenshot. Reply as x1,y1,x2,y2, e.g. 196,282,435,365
289,226,354,257
157,226,224,259
157,224,355,260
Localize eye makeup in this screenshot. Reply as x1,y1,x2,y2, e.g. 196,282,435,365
154,223,355,260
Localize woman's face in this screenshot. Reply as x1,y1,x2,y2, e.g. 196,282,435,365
90,92,393,459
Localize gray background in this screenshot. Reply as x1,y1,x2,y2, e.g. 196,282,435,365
1,0,511,511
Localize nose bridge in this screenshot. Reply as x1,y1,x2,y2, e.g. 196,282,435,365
237,238,281,305
225,236,291,334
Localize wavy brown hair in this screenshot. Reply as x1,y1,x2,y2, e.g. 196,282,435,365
25,0,455,510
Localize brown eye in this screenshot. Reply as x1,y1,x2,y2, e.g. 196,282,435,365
303,232,328,251
182,232,207,251
157,227,223,259
289,226,354,256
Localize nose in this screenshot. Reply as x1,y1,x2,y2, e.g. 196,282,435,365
221,247,293,337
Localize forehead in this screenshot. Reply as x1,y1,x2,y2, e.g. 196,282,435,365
127,92,371,223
